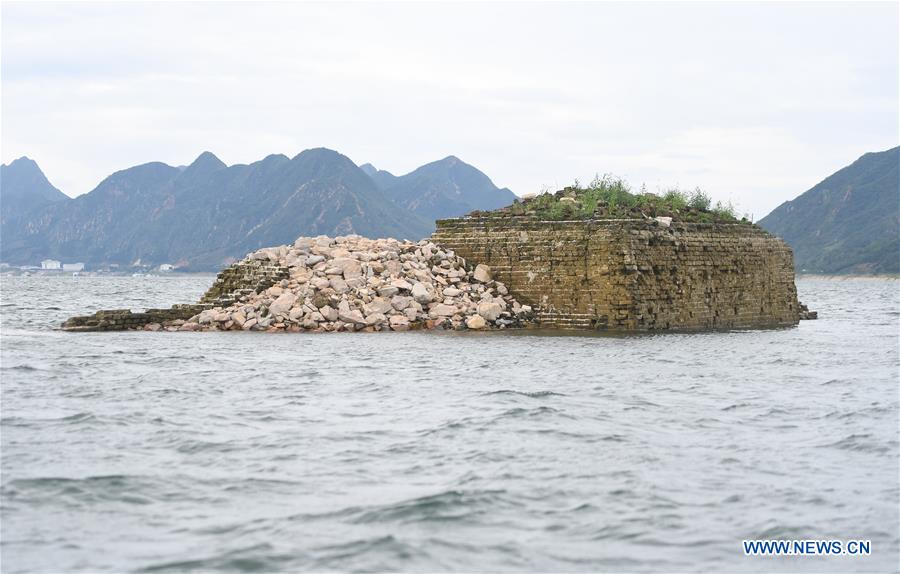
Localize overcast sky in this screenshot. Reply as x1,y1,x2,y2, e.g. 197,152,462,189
2,2,897,219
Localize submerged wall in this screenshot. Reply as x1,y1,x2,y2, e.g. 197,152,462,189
432,217,799,330
61,259,290,332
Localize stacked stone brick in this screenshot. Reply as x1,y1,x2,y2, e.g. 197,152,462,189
432,217,800,330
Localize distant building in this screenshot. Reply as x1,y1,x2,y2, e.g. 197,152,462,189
62,262,85,272
158,263,175,272
41,259,61,270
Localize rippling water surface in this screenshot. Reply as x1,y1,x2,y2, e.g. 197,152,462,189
1,275,898,573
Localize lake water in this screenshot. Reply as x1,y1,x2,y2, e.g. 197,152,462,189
1,275,898,573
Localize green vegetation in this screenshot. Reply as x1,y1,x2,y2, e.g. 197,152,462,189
757,146,899,274
475,174,744,223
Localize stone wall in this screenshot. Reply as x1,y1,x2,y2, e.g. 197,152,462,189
61,305,209,332
432,217,799,330
199,259,290,307
61,259,291,332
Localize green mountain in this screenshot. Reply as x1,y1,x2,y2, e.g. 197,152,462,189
362,156,517,225
1,149,433,270
0,156,69,224
1,149,514,270
758,146,899,274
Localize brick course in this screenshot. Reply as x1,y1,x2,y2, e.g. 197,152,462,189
431,217,799,330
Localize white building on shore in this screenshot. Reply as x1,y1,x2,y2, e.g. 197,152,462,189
41,259,61,270
62,262,85,272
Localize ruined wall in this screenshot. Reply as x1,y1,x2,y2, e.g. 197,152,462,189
62,259,290,332
199,259,290,308
62,221,800,333
432,217,799,330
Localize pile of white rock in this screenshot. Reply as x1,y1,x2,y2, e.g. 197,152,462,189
183,235,534,332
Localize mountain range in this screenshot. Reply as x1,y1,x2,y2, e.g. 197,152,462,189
3,145,896,274
758,146,899,274
0,149,516,270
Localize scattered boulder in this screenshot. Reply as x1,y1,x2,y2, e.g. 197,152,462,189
473,264,492,283
431,303,458,317
269,292,297,317
389,315,410,331
477,301,503,322
411,282,433,304
799,301,818,320
466,315,487,330
363,298,393,316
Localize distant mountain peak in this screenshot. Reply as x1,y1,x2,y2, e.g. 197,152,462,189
0,156,69,220
190,151,225,168
376,154,516,221
5,155,39,169
294,147,344,161
177,151,226,184
359,162,399,191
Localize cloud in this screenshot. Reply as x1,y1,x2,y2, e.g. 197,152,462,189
2,1,897,218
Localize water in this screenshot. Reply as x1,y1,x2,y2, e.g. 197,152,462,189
1,275,897,573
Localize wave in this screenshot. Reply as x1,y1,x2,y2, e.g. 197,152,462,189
481,389,567,398
138,543,295,573
822,433,893,454
351,489,516,525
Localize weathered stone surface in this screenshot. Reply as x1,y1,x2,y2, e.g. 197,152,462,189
389,315,410,331
473,264,492,282
311,277,330,290
431,303,458,317
338,308,366,325
320,305,339,322
377,286,399,298
364,298,393,316
269,293,297,317
799,302,818,320
411,282,432,304
331,257,362,279
433,217,800,331
197,309,216,324
466,315,487,330
365,312,387,326
392,279,413,291
477,301,503,321
329,277,349,293
391,296,413,311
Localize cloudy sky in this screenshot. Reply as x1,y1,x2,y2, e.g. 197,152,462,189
2,1,897,219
